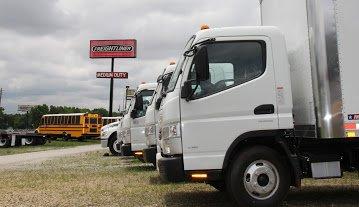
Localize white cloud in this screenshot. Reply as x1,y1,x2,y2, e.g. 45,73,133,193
0,0,260,113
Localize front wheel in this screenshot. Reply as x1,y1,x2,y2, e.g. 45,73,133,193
108,134,121,156
226,146,290,207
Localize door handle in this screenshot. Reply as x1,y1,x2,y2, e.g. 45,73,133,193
254,104,275,115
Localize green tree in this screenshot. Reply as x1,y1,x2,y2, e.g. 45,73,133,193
91,108,109,117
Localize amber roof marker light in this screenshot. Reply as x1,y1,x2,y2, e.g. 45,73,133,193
200,24,210,30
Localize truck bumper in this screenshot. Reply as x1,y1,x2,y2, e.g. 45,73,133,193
121,143,132,156
100,138,108,148
157,156,185,182
143,146,157,164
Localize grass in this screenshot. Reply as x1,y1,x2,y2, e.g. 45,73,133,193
0,139,100,156
1,150,359,206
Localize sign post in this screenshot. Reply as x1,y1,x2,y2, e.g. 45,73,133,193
90,39,136,117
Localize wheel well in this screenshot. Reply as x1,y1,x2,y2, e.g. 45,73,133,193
223,134,299,187
107,132,118,147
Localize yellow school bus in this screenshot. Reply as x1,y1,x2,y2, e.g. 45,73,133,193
36,113,102,140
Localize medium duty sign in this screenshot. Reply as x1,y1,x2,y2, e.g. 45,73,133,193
90,39,136,58
96,72,128,79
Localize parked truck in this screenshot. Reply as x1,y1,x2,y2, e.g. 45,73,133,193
143,63,176,166
100,118,122,156
156,0,359,206
118,83,157,160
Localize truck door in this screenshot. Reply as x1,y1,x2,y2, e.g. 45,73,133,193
131,90,154,151
180,37,278,170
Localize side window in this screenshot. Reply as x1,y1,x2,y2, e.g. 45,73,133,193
134,90,154,118
189,41,266,99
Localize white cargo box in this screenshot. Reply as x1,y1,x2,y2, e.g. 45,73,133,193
260,0,359,139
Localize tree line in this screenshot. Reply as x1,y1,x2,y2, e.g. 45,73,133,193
0,105,120,129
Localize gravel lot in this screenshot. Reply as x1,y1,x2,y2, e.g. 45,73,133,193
0,144,101,169
0,150,359,206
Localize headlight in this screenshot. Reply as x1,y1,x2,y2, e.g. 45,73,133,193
145,124,156,136
162,122,181,139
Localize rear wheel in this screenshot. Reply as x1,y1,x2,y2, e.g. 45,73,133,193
0,138,10,147
108,134,121,156
226,146,290,207
24,137,34,145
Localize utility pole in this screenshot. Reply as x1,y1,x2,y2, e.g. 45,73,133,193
109,58,114,117
0,88,3,108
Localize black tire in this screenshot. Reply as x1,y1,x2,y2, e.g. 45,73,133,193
226,146,290,207
108,133,121,156
24,137,35,145
208,181,226,192
0,138,10,148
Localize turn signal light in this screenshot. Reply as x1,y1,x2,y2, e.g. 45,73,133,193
169,61,176,65
191,173,207,179
134,151,143,155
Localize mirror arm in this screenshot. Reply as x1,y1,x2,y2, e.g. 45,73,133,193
186,81,199,102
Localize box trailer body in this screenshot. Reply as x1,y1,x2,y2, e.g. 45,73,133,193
261,0,359,139
156,0,359,206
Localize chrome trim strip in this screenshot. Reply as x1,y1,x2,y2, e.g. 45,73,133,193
306,0,344,138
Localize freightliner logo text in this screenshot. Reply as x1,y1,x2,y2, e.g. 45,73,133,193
92,45,133,52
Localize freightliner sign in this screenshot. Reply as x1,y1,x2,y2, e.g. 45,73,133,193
90,39,137,58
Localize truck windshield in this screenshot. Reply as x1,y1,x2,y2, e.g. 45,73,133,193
167,36,195,92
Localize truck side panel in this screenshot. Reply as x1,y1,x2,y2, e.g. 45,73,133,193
336,0,359,136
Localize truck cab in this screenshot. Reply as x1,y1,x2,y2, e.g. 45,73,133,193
119,83,157,159
157,26,293,206
143,63,176,166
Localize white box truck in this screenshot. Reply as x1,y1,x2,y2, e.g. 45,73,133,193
143,63,176,166
118,83,157,160
156,0,359,206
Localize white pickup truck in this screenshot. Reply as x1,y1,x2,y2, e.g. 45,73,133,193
100,120,121,156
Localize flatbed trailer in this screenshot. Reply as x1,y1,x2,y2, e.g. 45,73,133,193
0,131,47,147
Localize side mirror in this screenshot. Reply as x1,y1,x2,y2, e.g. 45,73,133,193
157,75,163,83
155,97,163,110
193,45,210,81
181,80,195,99
130,110,136,119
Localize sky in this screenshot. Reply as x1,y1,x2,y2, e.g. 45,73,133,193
0,0,260,114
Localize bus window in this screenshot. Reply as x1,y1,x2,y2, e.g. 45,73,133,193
85,117,89,124
90,118,97,124
55,116,59,125
75,116,80,125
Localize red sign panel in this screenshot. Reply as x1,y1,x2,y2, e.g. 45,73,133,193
90,39,136,58
96,72,128,79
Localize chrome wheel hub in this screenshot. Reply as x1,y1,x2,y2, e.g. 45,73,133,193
25,138,33,145
243,160,279,200
113,139,121,153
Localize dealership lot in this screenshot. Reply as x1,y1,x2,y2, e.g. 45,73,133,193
0,150,358,207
